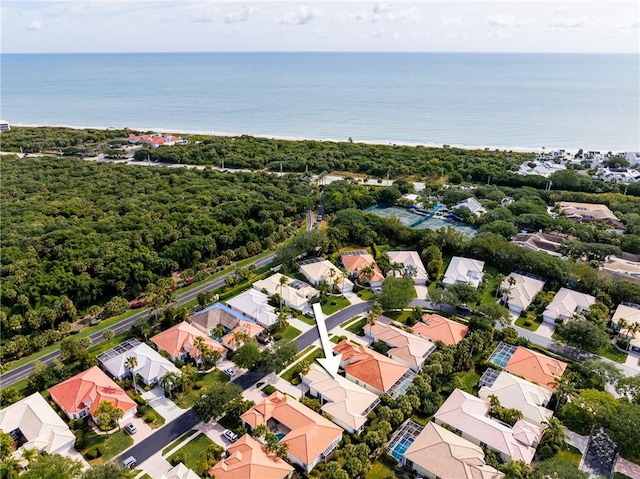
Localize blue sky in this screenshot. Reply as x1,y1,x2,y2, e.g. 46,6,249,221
2,1,638,53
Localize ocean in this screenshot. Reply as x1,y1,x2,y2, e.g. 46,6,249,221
1,52,638,151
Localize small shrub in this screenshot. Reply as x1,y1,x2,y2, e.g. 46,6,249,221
74,430,85,449
193,381,204,390
85,446,103,460
524,319,533,327
263,385,276,395
174,360,185,368
272,333,283,341
170,453,185,466
144,412,156,423
144,385,151,391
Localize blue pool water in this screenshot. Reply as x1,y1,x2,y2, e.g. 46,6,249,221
390,439,412,460
276,433,286,442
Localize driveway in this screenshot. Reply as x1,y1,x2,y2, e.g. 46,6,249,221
536,321,556,339
414,284,429,301
142,386,187,422
197,421,231,449
125,415,154,444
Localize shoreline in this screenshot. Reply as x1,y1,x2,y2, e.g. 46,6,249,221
10,122,608,155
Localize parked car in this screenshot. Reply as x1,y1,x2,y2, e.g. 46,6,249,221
256,332,271,345
124,423,137,435
122,456,137,470
304,310,315,318
223,429,238,442
224,367,236,377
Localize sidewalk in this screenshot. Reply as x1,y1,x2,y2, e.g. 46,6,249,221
137,428,201,479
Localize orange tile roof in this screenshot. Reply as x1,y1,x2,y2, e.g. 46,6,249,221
413,314,469,346
222,321,265,349
505,347,567,391
341,254,384,282
151,321,225,359
334,340,409,393
48,366,136,418
209,434,293,479
240,392,342,467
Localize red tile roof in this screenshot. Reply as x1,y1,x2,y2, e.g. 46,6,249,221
413,314,468,345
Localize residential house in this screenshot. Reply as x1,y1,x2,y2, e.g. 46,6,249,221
611,303,640,352
434,389,543,464
334,340,414,397
151,321,226,363
592,167,640,184
240,392,343,472
365,322,436,371
558,202,625,231
227,289,279,328
601,254,640,285
412,313,469,346
402,421,504,479
127,133,186,147
48,366,137,422
97,339,181,386
190,303,263,352
500,273,545,315
340,251,385,288
511,232,568,258
161,463,200,479
388,251,428,285
478,371,553,426
504,346,567,391
518,160,566,177
452,197,486,216
302,364,380,434
298,258,354,293
253,273,319,312
209,434,294,479
0,392,76,457
542,287,596,324
442,256,485,288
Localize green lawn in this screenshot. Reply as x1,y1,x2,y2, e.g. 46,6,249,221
88,331,130,355
614,473,634,479
384,310,411,324
277,325,302,343
596,343,628,363
321,296,351,315
340,315,361,328
365,453,398,479
345,318,367,336
459,369,481,391
163,429,197,456
168,433,221,474
480,277,501,307
296,345,315,359
557,444,582,466
173,370,230,409
81,429,133,465
280,348,323,383
514,314,541,332
356,289,377,301
137,404,166,429
295,312,317,326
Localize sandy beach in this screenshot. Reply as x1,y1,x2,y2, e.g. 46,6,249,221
10,122,588,156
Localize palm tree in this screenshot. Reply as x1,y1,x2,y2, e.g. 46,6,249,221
328,268,337,293
0,457,21,479
232,330,250,349
277,312,289,331
21,448,38,468
403,264,418,279
359,266,374,286
552,374,577,412
253,423,268,438
494,273,505,299
264,433,279,455
159,371,181,398
366,302,383,335
318,280,330,301
193,336,209,368
125,356,139,391
340,270,348,295
212,325,226,339
276,442,289,460
102,329,115,342
181,364,197,392
540,417,565,453
278,275,288,310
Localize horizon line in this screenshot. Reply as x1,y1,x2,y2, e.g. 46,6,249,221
2,50,637,55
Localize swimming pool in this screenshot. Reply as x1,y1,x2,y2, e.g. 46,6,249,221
386,420,424,462
488,343,517,368
276,433,286,442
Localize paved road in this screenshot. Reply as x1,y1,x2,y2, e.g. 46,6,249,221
0,253,276,388
117,300,373,466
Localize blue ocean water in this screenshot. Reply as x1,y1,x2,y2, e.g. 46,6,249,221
1,52,638,151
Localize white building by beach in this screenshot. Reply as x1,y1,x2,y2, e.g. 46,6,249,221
518,160,566,177
452,197,486,216
443,256,485,289
542,287,596,324
388,251,428,285
478,371,553,426
592,167,640,184
0,120,10,132
302,364,380,434
0,392,76,458
226,289,278,328
499,273,545,315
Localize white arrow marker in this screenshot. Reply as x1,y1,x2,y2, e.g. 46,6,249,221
313,302,342,378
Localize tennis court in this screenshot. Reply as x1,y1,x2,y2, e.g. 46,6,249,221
368,206,431,227
387,420,424,461
414,216,478,237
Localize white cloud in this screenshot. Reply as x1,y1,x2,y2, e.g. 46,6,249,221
335,10,365,22
547,16,589,29
224,6,255,24
440,15,462,26
487,14,514,28
280,6,321,25
388,7,420,24
372,2,392,15
372,28,385,37
27,20,42,30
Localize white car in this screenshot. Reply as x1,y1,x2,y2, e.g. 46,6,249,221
223,429,238,442
224,367,236,377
